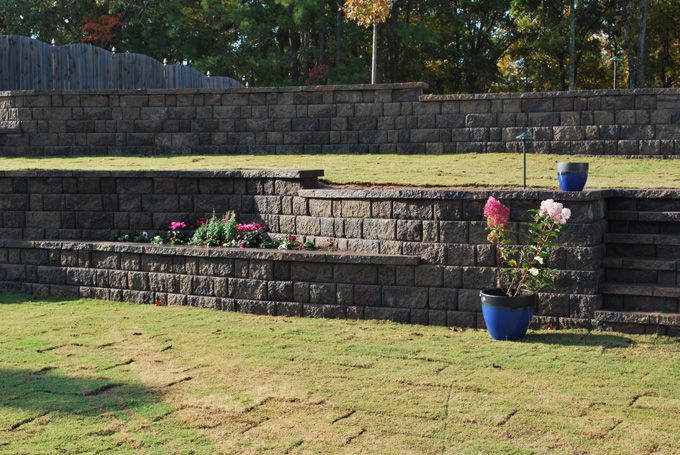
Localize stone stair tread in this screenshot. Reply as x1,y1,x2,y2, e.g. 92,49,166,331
605,233,680,246
607,210,680,222
600,282,680,298
595,310,680,327
0,121,21,133
602,257,678,271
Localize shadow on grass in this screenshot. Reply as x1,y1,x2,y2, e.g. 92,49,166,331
0,293,83,305
523,332,633,347
0,367,159,418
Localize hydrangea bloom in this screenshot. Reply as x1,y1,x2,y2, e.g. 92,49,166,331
539,199,571,224
483,196,511,227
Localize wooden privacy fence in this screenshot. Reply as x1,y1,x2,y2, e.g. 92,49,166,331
0,35,243,91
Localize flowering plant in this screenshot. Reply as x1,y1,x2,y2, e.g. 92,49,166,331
276,235,334,251
484,197,571,297
190,211,237,246
166,221,187,245
115,210,338,252
231,222,274,248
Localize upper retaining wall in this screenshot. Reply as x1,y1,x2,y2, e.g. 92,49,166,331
1,83,679,156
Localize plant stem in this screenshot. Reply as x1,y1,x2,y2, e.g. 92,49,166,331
508,219,556,297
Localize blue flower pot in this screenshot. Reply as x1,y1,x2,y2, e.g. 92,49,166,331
556,162,589,191
480,289,535,341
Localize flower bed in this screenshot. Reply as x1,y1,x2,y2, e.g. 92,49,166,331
113,211,335,251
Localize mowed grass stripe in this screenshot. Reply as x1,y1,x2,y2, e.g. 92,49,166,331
0,153,678,188
0,295,679,453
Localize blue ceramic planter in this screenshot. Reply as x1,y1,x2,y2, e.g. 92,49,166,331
556,162,589,191
480,289,535,341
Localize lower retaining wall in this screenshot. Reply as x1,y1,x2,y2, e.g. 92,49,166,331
1,169,678,332
0,240,591,329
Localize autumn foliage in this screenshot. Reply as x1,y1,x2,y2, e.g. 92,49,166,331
343,0,393,27
82,14,122,46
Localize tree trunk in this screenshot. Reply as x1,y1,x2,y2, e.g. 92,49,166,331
318,0,326,66
387,15,399,82
568,0,576,91
637,0,648,87
622,0,636,88
289,30,300,83
335,0,343,67
301,30,310,80
371,22,378,84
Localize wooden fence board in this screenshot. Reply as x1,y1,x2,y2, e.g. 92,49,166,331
0,35,242,90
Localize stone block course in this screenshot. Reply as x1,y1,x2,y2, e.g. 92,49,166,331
4,84,677,155
1,169,675,331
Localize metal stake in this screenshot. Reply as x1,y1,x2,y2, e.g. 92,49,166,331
610,56,623,89
516,132,535,189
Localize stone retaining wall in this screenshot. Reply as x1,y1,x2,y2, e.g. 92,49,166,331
1,84,679,156
0,240,452,325
0,169,322,240
0,169,610,329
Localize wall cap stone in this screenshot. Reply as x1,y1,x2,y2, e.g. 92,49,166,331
0,82,428,97
608,189,680,199
420,87,680,101
2,240,420,265
0,169,324,179
300,187,610,201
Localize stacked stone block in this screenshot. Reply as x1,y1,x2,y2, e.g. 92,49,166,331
0,240,488,326
1,84,679,156
0,169,322,241
2,168,678,332
249,188,607,329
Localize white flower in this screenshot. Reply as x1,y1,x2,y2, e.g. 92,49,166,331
529,267,539,276
534,256,544,264
559,207,571,224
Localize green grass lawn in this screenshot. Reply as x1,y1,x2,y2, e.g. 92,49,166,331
1,295,679,454
1,153,679,188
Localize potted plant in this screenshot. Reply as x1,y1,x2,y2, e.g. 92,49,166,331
556,162,589,191
480,197,571,340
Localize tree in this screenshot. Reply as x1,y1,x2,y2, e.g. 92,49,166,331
1,0,679,91
82,14,122,48
344,0,393,83
568,0,576,90
637,0,649,87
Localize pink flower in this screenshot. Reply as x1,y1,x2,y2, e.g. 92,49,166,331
289,235,297,242
539,199,571,224
483,196,511,227
169,221,186,231
239,241,245,248
237,223,267,232
197,217,207,227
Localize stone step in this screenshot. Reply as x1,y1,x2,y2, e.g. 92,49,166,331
607,211,680,222
595,310,680,335
596,310,680,327
600,282,680,298
605,233,680,246
601,283,680,314
602,257,679,271
608,198,680,213
0,121,21,133
603,257,678,286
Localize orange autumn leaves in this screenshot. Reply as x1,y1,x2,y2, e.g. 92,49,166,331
344,0,393,27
